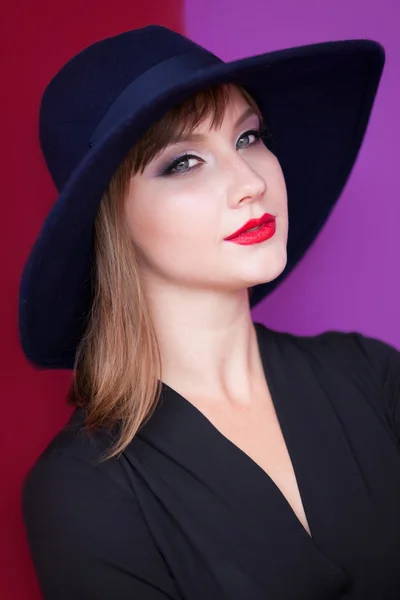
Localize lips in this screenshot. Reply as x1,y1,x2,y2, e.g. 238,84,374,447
224,213,276,241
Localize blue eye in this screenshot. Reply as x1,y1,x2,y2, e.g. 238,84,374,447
160,154,201,177
160,126,267,177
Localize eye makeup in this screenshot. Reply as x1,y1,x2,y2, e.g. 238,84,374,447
158,124,269,178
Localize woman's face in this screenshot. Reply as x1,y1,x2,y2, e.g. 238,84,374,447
124,85,288,300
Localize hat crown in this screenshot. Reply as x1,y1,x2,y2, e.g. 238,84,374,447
39,25,215,191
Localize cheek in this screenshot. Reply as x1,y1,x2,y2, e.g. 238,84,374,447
267,156,288,208
125,183,217,259
273,155,287,187
251,147,286,195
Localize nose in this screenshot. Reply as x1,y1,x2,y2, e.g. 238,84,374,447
227,153,267,207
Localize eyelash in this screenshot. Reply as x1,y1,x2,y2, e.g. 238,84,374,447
160,126,268,177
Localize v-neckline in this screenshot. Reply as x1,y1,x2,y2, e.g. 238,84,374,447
159,321,315,543
117,320,355,597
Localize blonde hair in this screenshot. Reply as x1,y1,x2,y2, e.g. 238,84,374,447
67,82,265,462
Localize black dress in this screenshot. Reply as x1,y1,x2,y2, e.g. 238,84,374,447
22,322,400,599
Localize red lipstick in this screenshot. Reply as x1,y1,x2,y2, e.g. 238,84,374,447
224,213,276,245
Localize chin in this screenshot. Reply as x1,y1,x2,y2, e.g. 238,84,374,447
249,248,288,286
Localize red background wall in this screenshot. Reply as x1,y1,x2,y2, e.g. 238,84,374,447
1,1,183,597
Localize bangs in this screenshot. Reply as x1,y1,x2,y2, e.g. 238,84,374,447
124,83,265,176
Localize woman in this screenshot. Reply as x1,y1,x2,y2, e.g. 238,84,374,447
19,25,400,599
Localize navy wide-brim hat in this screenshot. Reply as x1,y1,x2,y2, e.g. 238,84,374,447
18,25,385,370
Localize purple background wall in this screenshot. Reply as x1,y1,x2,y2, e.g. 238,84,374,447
185,1,400,347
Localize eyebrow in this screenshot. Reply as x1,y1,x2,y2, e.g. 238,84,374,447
167,106,260,144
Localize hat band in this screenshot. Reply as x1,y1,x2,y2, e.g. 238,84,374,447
89,51,222,148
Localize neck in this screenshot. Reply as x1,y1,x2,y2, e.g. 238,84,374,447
145,285,265,408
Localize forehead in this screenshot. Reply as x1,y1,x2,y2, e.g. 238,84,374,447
168,88,259,145
195,84,254,128
170,106,259,146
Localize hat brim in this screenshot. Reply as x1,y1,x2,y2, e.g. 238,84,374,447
19,39,385,368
